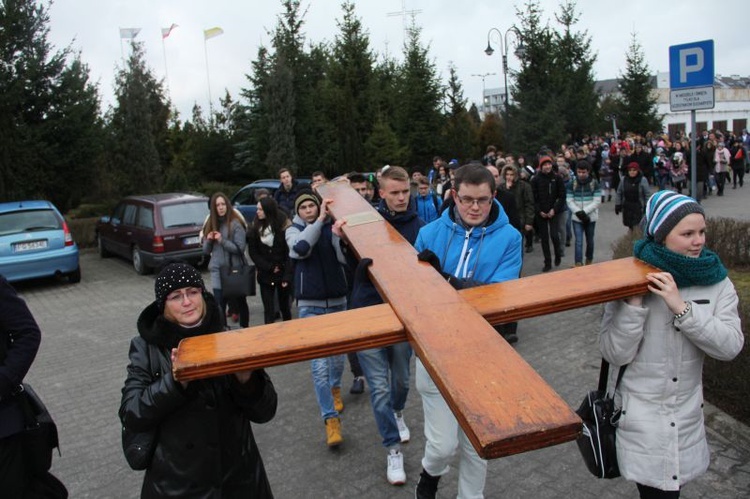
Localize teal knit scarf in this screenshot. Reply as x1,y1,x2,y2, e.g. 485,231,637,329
634,238,727,288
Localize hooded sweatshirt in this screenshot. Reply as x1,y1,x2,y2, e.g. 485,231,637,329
415,200,522,286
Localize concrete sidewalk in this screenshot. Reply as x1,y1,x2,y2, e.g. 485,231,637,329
18,182,750,498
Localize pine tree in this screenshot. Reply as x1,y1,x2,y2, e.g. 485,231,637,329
553,0,598,143
327,1,374,173
235,45,272,178
395,24,444,167
0,0,102,208
441,64,477,162
617,33,662,135
511,0,566,155
109,42,169,195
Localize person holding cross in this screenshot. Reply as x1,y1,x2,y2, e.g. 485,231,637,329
338,165,425,486
600,191,744,498
286,191,350,448
413,164,523,499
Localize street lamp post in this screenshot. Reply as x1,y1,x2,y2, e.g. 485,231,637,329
484,26,525,145
471,72,496,114
605,114,618,142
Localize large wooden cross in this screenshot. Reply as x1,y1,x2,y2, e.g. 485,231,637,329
174,181,653,459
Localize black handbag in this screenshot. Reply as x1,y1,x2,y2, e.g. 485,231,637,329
122,344,160,470
220,250,256,298
18,383,60,475
575,359,627,479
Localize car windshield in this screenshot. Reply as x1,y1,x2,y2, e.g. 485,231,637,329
0,209,60,236
160,201,208,229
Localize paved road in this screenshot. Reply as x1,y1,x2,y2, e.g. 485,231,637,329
15,184,750,498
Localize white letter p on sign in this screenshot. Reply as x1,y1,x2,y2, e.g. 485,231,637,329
679,48,704,83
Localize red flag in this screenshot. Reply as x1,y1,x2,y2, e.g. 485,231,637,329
161,23,178,39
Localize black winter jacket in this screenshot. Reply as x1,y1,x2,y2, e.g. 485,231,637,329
0,276,41,439
349,205,424,309
247,223,293,287
531,171,566,215
119,295,277,498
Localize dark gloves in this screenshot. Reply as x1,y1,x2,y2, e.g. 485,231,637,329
615,205,621,215
417,249,442,273
576,210,590,224
417,249,464,290
354,257,373,282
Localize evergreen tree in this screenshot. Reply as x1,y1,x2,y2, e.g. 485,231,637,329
395,24,444,167
441,64,476,162
108,41,169,195
512,0,566,155
617,33,662,135
328,1,374,172
553,0,598,143
0,0,102,208
364,113,408,167
235,45,272,178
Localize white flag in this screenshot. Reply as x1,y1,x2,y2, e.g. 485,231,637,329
119,27,141,40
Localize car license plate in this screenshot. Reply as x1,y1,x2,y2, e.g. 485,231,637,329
14,240,48,252
183,236,200,246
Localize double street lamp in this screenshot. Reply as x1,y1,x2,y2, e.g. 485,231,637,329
471,72,496,114
484,26,525,121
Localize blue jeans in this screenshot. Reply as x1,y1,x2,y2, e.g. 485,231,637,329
299,305,347,421
573,220,596,264
357,342,413,448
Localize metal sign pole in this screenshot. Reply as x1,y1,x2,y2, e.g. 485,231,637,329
691,110,698,201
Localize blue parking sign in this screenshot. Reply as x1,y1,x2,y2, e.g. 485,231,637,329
669,40,714,89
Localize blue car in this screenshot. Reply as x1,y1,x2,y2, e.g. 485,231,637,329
0,200,81,284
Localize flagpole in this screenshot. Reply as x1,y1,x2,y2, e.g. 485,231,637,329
162,36,171,97
204,36,213,119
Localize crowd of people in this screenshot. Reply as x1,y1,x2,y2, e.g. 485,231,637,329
3,128,743,497
111,126,747,497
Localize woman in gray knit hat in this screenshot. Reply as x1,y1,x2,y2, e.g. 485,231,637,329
599,191,744,498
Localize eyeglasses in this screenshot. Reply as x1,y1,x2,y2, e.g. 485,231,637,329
166,288,203,303
456,195,493,207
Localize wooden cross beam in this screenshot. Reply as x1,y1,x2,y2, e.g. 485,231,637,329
174,182,654,459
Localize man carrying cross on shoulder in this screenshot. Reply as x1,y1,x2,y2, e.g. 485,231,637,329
413,163,522,499
336,165,425,486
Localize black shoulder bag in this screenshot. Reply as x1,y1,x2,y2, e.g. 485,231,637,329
575,358,627,479
220,247,257,298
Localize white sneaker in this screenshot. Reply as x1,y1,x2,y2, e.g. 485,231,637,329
394,411,410,443
387,449,406,485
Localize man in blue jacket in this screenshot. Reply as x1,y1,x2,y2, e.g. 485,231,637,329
413,164,522,499
286,192,349,448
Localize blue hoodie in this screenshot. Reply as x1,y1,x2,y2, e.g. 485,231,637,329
415,200,522,286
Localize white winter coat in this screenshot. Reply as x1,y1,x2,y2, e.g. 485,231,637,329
599,277,744,491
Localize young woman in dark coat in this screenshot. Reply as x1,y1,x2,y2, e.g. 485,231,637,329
119,262,277,498
247,197,293,324
615,162,650,231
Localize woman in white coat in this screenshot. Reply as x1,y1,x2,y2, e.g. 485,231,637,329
600,191,744,498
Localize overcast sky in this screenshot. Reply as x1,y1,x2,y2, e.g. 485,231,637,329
46,0,748,119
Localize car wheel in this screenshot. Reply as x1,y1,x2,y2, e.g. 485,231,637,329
68,266,82,283
97,234,111,258
132,246,149,275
